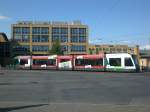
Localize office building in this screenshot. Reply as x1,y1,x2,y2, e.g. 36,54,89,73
12,21,88,55
88,44,139,55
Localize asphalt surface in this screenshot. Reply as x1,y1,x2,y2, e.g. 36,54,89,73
0,70,150,112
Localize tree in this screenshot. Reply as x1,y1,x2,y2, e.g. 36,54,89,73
89,48,93,54
49,39,63,55
96,48,99,54
9,39,30,57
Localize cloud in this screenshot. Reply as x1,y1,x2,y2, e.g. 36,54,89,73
0,15,10,20
140,45,150,50
119,40,132,44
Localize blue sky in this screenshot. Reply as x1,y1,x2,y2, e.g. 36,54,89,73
0,0,150,48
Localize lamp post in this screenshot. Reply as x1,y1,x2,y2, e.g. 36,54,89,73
30,52,32,70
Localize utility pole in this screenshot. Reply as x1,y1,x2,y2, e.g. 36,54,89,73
149,37,150,50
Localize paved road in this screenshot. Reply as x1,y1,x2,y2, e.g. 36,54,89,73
0,70,150,112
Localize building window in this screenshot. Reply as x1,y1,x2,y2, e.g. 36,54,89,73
110,48,115,52
32,35,49,42
14,35,22,42
41,27,49,34
71,45,86,52
22,35,29,42
79,28,86,35
13,45,30,52
109,58,121,66
106,48,109,51
32,27,41,34
41,35,49,42
60,35,68,42
125,58,133,66
22,27,30,34
32,35,41,42
99,48,102,51
13,27,22,34
52,35,59,42
60,28,68,34
32,45,49,52
123,48,127,52
79,36,86,42
117,48,121,52
71,36,78,42
71,28,78,35
52,27,60,34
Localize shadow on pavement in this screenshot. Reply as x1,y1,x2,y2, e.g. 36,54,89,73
0,104,48,112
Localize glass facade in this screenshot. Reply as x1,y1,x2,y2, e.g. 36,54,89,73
14,27,30,34
13,45,30,52
71,45,86,52
32,45,49,52
60,28,68,34
41,35,49,42
32,35,40,42
79,36,86,42
71,36,78,42
13,24,87,54
52,27,68,34
14,35,22,41
71,28,86,35
13,27,30,42
41,27,49,34
14,35,29,42
79,28,86,35
70,28,86,43
32,27,49,34
71,28,78,35
52,27,68,42
52,35,59,42
71,36,86,43
60,35,68,42
32,35,49,42
14,27,22,34
22,27,30,34
52,27,60,34
22,35,30,42
32,27,40,34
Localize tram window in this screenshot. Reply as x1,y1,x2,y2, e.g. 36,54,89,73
75,59,103,66
125,58,133,66
109,58,121,66
20,59,28,65
33,60,47,65
75,59,85,66
47,59,56,65
90,59,103,66
60,59,70,63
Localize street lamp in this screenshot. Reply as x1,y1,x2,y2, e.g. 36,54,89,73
30,52,32,70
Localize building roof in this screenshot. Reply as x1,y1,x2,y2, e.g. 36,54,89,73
13,20,85,26
0,33,9,42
